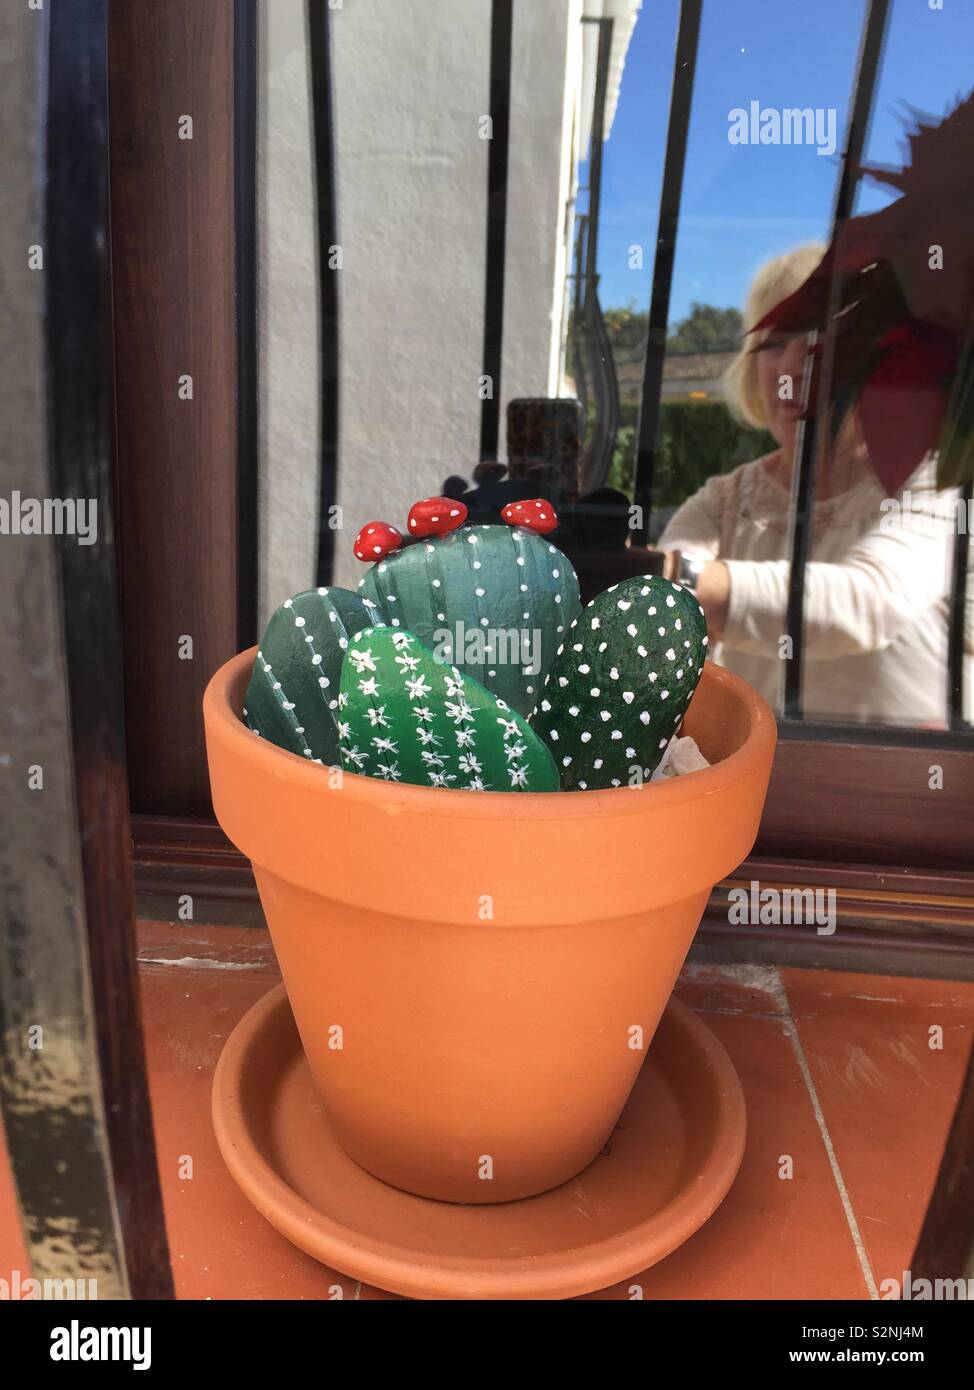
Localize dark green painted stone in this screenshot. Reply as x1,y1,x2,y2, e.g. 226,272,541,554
244,586,387,765
531,574,709,790
358,524,580,718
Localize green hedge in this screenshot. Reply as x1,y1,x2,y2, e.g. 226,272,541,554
606,401,775,510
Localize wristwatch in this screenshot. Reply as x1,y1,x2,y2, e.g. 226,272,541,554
676,554,706,593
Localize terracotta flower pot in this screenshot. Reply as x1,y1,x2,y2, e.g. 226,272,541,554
204,649,776,1204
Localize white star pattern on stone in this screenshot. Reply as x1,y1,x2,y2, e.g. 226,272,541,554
348,647,376,673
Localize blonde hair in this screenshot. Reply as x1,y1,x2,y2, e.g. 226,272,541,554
722,243,825,429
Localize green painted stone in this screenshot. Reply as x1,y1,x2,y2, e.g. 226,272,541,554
244,586,387,765
338,625,559,792
357,524,580,718
531,575,709,791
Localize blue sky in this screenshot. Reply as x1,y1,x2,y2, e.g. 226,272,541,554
586,0,974,322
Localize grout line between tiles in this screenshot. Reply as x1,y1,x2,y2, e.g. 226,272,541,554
770,967,880,1300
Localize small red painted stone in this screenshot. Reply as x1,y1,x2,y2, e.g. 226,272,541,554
353,521,403,562
500,498,558,534
406,496,468,538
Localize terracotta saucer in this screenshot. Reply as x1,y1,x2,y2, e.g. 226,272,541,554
212,984,746,1300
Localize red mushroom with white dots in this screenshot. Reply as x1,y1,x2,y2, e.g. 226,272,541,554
500,498,558,535
353,521,403,562
406,496,468,538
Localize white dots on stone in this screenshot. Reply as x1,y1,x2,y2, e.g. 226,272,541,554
626,624,637,638
666,648,676,661
475,587,485,597
639,711,651,725
580,731,592,743
622,691,634,704
617,599,631,611
579,663,590,675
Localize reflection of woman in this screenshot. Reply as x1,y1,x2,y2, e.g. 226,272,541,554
660,246,963,726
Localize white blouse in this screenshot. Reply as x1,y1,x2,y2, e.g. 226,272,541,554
659,453,969,727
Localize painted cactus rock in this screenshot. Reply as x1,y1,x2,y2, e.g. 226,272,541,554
531,574,708,791
357,524,581,719
244,586,387,765
338,625,559,792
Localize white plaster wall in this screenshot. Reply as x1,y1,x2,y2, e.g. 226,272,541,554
500,0,582,450
258,0,320,628
329,0,492,592
258,0,583,612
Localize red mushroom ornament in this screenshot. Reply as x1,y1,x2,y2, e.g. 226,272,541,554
406,496,468,538
353,521,403,562
500,498,558,535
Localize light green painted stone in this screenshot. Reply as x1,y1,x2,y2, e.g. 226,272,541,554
338,625,559,792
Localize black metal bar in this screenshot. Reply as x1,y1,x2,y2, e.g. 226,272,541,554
234,0,259,646
632,0,702,539
948,477,973,728
782,0,890,717
479,0,513,463
308,0,340,586
911,1037,974,1282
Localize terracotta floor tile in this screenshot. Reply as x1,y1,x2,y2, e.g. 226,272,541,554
675,960,789,1018
0,1123,29,1278
8,922,965,1302
584,984,871,1300
139,953,356,1301
779,967,974,1292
